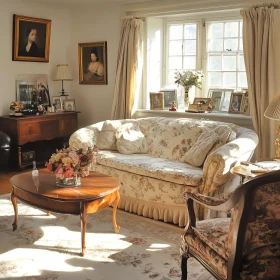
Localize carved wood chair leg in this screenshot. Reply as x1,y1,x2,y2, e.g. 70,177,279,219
181,254,188,280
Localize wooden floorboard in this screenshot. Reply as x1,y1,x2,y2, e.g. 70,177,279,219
0,168,46,195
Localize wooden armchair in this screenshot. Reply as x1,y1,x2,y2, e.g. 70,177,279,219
180,170,280,280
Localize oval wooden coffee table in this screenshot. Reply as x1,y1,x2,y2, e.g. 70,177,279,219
10,170,121,256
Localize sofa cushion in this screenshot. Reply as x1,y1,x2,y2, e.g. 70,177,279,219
184,130,218,167
115,122,148,154
96,150,203,186
96,119,140,150
148,122,203,162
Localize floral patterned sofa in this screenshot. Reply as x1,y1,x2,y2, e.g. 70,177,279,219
69,117,258,227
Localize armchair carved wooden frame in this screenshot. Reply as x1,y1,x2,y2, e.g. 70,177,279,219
180,170,280,280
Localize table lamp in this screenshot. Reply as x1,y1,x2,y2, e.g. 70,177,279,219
264,92,280,159
54,64,73,96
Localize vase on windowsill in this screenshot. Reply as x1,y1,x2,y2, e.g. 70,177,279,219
184,86,191,111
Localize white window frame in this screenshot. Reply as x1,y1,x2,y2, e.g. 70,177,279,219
161,11,243,97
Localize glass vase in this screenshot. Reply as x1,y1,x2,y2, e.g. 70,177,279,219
56,175,81,187
184,86,191,111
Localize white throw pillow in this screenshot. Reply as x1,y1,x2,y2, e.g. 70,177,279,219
96,120,124,150
116,122,148,154
185,130,218,167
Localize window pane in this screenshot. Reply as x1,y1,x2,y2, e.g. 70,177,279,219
224,22,238,37
169,41,182,55
183,56,196,69
169,57,182,69
169,25,183,40
208,72,222,86
238,72,247,88
223,72,236,87
184,24,196,39
184,40,196,54
223,55,236,71
168,70,179,84
209,23,223,38
224,39,238,51
238,55,245,71
208,55,222,71
240,22,243,37
209,39,223,51
239,38,243,51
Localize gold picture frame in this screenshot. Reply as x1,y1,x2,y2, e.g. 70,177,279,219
78,41,107,85
12,15,51,62
150,92,164,110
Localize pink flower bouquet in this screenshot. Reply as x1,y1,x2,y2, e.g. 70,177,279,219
46,145,99,180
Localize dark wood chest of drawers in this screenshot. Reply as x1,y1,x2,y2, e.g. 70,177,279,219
0,112,79,168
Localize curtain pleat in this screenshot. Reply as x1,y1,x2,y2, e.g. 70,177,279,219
241,4,280,160
111,18,144,120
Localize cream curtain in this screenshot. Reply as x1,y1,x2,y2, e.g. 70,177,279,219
241,3,280,160
111,17,144,120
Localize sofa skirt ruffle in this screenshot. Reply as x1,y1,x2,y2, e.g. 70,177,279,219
119,194,188,227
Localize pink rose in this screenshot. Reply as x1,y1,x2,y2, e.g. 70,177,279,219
55,167,64,179
69,152,79,166
46,162,53,172
64,166,74,178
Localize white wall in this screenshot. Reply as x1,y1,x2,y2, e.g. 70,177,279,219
69,4,121,127
0,0,72,116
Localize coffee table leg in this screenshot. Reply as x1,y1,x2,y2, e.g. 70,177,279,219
80,202,87,256
112,191,120,234
11,189,18,231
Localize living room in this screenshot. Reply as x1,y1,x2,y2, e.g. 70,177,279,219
0,0,280,279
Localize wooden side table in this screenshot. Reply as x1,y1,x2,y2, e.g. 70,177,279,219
231,161,280,184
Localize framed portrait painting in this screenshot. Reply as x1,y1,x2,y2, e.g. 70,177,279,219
12,15,51,62
78,41,107,85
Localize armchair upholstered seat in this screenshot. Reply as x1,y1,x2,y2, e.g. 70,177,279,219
180,171,280,280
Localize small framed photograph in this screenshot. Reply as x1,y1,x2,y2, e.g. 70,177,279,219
78,41,107,85
64,99,76,111
12,15,51,62
228,92,244,114
220,89,234,112
241,96,250,115
208,89,223,111
193,98,211,106
150,92,164,110
53,97,63,111
160,89,177,110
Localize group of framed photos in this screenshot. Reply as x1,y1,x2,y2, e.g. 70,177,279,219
150,88,250,115
53,97,76,112
208,88,250,115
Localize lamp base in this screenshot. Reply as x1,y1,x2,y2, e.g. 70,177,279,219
274,125,280,159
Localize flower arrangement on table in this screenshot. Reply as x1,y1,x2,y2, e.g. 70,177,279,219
46,145,99,186
10,101,24,112
174,70,204,108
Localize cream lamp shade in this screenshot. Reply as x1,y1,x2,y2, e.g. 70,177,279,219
264,92,280,159
54,64,73,96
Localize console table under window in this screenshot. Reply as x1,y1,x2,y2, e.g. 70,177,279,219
0,112,79,169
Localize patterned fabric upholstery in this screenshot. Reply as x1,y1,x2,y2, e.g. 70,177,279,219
240,182,280,280
69,117,258,226
97,151,203,186
182,175,280,279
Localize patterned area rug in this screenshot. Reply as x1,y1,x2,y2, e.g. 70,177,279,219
0,194,214,280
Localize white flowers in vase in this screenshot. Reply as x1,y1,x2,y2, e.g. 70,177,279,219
174,70,204,89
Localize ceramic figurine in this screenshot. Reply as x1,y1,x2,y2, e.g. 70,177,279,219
169,101,177,111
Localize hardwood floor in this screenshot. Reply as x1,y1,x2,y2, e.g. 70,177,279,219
0,168,46,195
